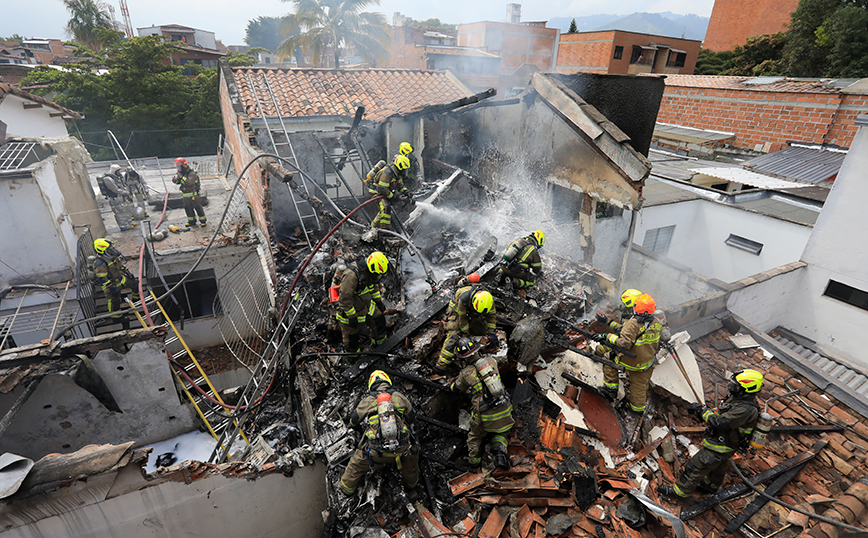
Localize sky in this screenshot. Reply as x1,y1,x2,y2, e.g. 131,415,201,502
1,0,716,46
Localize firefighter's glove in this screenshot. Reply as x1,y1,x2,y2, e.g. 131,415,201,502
487,333,499,348
589,333,608,344
346,316,359,328
595,312,609,324
375,301,386,313
433,364,448,376
687,402,705,416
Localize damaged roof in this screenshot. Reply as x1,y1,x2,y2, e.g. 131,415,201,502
0,82,83,120
231,67,476,123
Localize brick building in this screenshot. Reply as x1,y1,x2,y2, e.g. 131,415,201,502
555,30,700,75
457,20,558,74
137,25,225,74
655,75,868,150
704,0,799,52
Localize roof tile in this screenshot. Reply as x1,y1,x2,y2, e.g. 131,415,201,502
232,67,473,123
650,74,844,94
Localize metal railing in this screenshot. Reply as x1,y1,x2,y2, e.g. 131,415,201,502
74,228,97,337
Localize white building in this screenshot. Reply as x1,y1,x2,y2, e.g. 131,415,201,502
0,82,81,139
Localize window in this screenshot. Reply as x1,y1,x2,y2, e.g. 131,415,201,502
667,51,687,68
642,225,675,255
725,234,763,255
823,280,868,312
596,202,624,219
613,46,623,60
150,269,222,321
630,45,656,66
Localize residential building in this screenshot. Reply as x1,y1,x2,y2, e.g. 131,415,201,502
137,25,225,73
654,75,868,151
703,0,799,52
555,30,700,75
0,82,82,139
0,39,72,65
457,20,558,74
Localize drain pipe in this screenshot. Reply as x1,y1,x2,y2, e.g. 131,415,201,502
616,208,638,290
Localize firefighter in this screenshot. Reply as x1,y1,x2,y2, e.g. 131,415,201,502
435,285,497,373
449,338,514,469
497,230,544,295
658,369,763,499
368,155,412,230
336,251,389,353
93,238,140,324
124,168,150,220
397,142,420,187
97,164,135,230
590,293,663,411
172,158,206,228
339,370,420,496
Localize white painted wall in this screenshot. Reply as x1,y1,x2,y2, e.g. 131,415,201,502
635,199,812,283
777,116,868,364
728,264,807,332
193,29,217,50
0,95,69,138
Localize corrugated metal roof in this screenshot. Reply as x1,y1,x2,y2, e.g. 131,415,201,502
743,146,847,184
773,333,868,399
689,167,811,190
654,122,736,145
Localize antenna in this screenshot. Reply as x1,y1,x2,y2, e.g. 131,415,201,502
119,0,134,38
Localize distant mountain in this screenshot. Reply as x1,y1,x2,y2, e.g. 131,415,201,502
591,12,709,41
549,15,623,33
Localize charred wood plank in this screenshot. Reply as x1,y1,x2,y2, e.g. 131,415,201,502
415,413,465,435
724,459,809,534
680,439,827,520
420,451,477,473
382,368,450,392
770,424,845,433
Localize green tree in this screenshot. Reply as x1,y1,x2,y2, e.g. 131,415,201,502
725,33,786,76
225,47,271,66
568,18,578,33
822,5,868,76
405,18,456,29
21,36,222,158
694,48,733,74
782,0,839,76
277,0,390,68
1,34,25,43
245,16,286,52
61,0,117,51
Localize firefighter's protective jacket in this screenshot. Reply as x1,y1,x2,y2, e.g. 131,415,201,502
350,390,413,450
596,314,662,370
93,251,131,292
373,165,406,199
505,237,542,274
337,262,383,322
700,392,759,453
172,166,200,194
451,357,514,433
448,285,496,334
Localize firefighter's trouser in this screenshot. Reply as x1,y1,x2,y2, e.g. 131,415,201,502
370,193,392,230
182,192,206,226
102,277,140,317
673,447,731,497
339,447,420,494
603,363,655,412
337,299,385,352
467,406,514,463
437,316,489,368
499,265,535,289
109,196,134,230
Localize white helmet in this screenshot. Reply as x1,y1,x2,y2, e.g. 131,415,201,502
109,164,122,174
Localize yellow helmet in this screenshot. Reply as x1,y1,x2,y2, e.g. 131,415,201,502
366,251,389,274
394,155,411,171
620,289,642,308
471,290,494,314
531,230,545,247
399,142,413,156
368,370,392,391
94,238,113,254
733,369,763,394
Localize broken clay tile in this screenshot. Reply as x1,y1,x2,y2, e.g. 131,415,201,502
807,391,835,411
603,489,620,500
657,457,675,483
586,505,607,523
454,516,476,535
836,494,865,522
828,452,856,476
769,400,788,413
787,377,811,395
764,374,785,387
853,422,868,440
471,495,504,505
610,516,643,538
806,494,835,504
479,507,510,538
506,497,575,508
450,471,486,495
532,522,545,538
599,478,637,490
767,365,790,379
827,439,855,461
516,504,533,538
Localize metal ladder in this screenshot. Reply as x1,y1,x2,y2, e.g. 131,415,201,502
245,72,320,248
209,290,309,464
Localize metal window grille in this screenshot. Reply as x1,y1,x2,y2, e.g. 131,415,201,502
724,234,763,255
642,225,675,255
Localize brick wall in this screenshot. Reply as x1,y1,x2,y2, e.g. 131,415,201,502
386,26,427,69
657,86,868,149
555,31,700,75
555,31,613,72
704,0,799,51
457,21,557,73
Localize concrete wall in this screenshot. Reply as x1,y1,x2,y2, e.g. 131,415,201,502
0,461,327,538
635,199,812,283
704,0,799,52
657,81,868,150
778,116,868,363
728,261,807,332
0,96,69,138
0,341,198,460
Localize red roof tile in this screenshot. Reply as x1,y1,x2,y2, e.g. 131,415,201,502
232,67,474,123
646,74,842,94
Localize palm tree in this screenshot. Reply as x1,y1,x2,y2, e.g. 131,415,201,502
61,0,116,51
277,0,390,68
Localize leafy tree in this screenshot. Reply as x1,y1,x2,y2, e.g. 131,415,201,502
277,0,390,68
781,0,838,76
61,0,118,51
245,16,286,53
1,34,25,43
822,5,868,76
568,18,578,33
694,48,733,75
725,33,786,76
405,18,456,29
225,47,271,66
21,36,221,158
